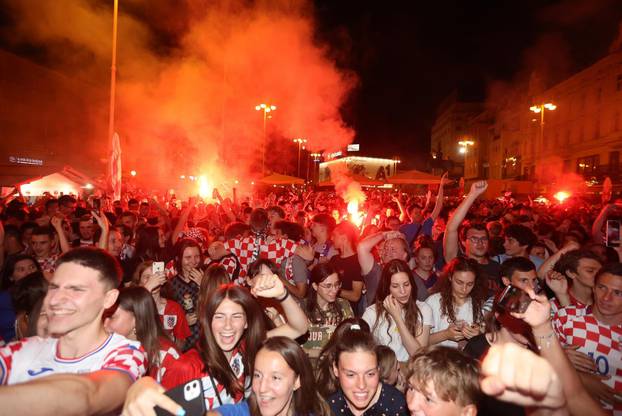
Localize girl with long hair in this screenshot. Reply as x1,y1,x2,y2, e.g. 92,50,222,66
301,263,353,359
207,337,331,416
315,318,371,399
362,259,432,362
425,257,488,348
131,260,191,348
122,274,309,414
328,326,409,415
104,286,183,389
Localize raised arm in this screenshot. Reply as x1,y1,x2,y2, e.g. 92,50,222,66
443,180,488,262
171,197,196,245
251,274,309,339
537,240,580,280
0,370,133,416
591,204,616,244
357,232,385,275
92,210,109,250
50,215,71,254
429,172,449,222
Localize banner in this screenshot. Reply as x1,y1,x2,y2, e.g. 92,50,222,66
110,132,122,201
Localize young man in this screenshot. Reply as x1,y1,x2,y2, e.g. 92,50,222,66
494,224,543,269
310,213,339,263
547,250,602,313
0,247,146,415
553,262,622,414
72,214,96,247
30,222,70,277
443,181,502,291
329,220,364,310
406,346,479,416
482,257,538,314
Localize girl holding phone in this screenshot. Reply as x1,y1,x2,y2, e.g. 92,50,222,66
122,274,309,414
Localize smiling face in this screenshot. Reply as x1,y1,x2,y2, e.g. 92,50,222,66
44,262,117,337
334,350,380,413
313,272,341,305
181,246,201,275
252,349,300,416
211,297,248,353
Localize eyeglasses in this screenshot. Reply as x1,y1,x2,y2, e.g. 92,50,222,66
467,236,488,244
319,281,342,290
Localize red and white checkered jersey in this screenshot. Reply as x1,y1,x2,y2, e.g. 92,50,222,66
550,291,588,317
223,236,298,285
148,337,183,390
36,253,59,274
553,305,621,413
0,333,147,385
158,299,191,343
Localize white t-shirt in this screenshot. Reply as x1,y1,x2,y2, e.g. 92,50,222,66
362,301,433,362
0,333,146,385
425,292,475,348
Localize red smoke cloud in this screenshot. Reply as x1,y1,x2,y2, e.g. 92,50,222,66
2,0,356,193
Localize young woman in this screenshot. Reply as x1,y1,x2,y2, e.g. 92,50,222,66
104,286,183,389
315,318,371,399
302,263,354,359
362,259,432,362
198,263,232,316
131,260,191,348
208,337,331,416
425,257,488,348
1,254,41,290
328,327,409,415
122,274,309,414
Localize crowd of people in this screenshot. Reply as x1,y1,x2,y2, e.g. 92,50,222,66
0,178,620,416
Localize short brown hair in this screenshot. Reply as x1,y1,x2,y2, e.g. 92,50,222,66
406,346,480,407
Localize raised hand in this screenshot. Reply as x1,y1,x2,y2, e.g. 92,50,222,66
545,270,568,296
510,286,551,330
250,274,287,300
383,295,402,320
440,172,450,186
143,271,167,293
469,180,488,196
563,345,596,373
481,343,566,410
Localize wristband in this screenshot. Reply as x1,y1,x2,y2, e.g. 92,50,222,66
276,289,290,302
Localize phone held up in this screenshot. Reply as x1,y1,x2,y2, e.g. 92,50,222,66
155,378,206,416
152,261,165,274
606,220,620,248
497,280,543,314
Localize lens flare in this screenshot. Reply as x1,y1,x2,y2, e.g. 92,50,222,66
553,191,571,203
198,175,212,199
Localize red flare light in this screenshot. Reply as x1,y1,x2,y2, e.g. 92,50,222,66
554,191,571,203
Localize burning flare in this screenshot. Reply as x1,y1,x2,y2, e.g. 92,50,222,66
553,191,571,203
347,199,364,227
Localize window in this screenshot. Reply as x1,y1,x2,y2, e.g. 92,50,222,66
611,151,620,172
576,155,599,176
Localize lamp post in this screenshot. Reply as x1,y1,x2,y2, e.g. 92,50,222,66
293,138,307,178
255,103,277,175
530,103,556,155
458,139,474,178
310,153,321,184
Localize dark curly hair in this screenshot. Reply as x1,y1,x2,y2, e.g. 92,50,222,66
439,257,487,324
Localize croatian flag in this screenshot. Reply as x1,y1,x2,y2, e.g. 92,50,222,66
111,132,122,200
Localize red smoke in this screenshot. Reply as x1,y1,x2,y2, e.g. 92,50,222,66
2,0,356,195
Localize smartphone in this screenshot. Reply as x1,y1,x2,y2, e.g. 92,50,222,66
154,378,205,416
152,261,165,274
606,220,620,248
93,198,101,210
497,281,542,314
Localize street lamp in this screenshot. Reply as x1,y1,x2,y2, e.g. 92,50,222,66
255,103,277,175
293,138,307,178
310,153,321,184
458,140,474,177
530,103,556,156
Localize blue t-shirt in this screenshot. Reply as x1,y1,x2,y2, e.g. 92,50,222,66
0,291,16,342
214,401,249,416
399,217,433,246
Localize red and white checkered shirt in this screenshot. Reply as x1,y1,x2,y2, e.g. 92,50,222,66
222,236,298,285
553,305,621,414
36,253,59,274
0,333,147,385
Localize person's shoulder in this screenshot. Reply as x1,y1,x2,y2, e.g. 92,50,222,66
108,332,143,350
362,304,377,320
416,299,432,313
336,297,352,310
425,292,441,304
1,336,54,354
379,382,407,406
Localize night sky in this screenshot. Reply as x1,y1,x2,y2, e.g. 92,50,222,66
1,0,622,171
314,0,622,164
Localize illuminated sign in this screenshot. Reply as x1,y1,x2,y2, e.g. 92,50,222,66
8,156,43,166
347,144,360,152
